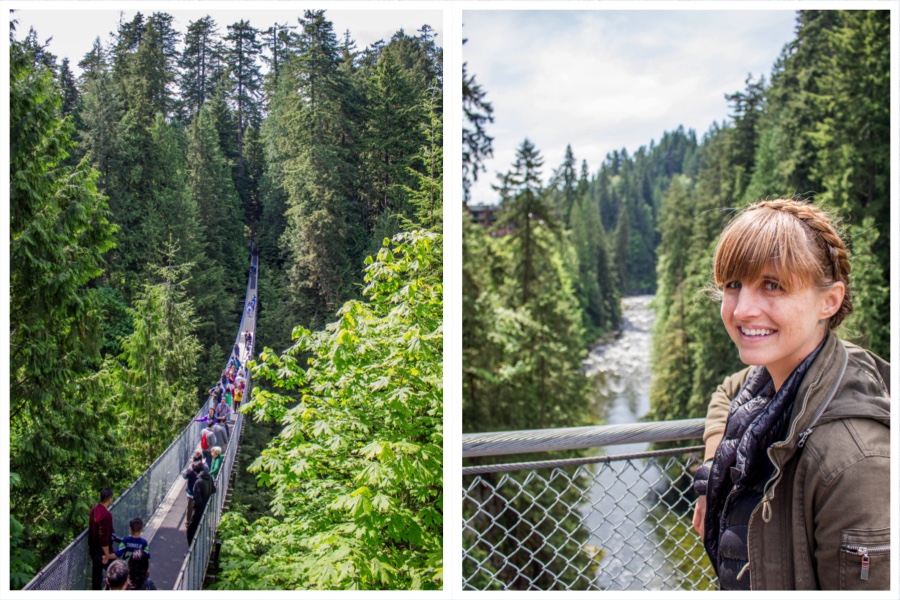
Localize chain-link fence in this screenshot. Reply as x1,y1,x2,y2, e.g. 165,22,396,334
24,255,259,591
463,419,717,591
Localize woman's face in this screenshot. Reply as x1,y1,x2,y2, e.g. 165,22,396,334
720,270,843,390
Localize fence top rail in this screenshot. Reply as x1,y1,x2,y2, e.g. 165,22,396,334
462,418,705,458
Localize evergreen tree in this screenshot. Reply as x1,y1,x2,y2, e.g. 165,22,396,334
179,16,223,116
78,37,108,86
462,40,493,202
493,138,553,306
57,57,78,117
116,241,203,464
10,35,121,583
553,144,578,225
261,21,299,94
184,105,248,350
402,84,443,232
264,10,360,326
362,35,427,232
77,68,121,194
224,20,263,175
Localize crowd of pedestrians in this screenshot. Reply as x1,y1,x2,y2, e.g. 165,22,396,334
184,337,251,548
88,326,254,590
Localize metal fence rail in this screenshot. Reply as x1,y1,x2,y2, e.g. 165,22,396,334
24,253,259,591
462,419,717,591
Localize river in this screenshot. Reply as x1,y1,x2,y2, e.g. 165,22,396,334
580,295,675,590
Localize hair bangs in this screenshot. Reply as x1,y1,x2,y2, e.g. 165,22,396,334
714,207,823,292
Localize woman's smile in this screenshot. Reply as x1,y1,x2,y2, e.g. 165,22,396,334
721,273,836,390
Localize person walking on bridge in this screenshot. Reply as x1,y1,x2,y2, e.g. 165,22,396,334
182,452,207,526
105,559,129,590
216,396,232,433
211,419,229,449
88,487,117,590
209,446,224,480
186,462,213,546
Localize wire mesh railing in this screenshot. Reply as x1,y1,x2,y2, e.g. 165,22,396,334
462,419,717,591
24,252,259,591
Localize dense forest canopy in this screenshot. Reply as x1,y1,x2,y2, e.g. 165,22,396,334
10,9,442,590
462,9,889,588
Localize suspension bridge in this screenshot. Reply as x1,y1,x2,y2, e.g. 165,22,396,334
24,251,260,590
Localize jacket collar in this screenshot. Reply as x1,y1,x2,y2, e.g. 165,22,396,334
766,330,889,466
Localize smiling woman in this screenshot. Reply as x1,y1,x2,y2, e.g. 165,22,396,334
691,199,890,590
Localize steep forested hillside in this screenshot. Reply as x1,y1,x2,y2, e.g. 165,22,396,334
10,9,442,589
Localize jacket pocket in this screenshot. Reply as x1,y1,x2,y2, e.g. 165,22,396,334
839,527,890,590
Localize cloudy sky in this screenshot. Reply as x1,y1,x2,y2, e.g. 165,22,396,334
464,9,798,204
10,5,443,79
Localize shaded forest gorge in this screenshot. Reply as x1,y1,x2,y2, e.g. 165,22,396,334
462,10,888,589
11,9,442,589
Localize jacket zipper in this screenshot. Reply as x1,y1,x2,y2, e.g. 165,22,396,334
760,344,848,518
841,544,890,581
797,348,848,448
749,343,848,589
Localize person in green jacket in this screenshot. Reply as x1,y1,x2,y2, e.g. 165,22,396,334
209,446,224,480
692,199,889,590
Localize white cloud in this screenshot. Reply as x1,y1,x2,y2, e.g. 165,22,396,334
464,9,797,204
11,7,442,79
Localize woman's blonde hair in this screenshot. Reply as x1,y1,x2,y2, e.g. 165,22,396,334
713,198,852,329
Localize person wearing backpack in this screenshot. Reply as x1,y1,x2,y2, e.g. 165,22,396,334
182,452,207,525
186,462,213,545
201,423,216,468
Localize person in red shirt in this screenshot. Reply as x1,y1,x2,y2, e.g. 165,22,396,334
88,487,117,590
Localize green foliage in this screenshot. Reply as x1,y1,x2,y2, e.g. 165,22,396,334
178,16,225,117
115,241,203,464
9,35,123,583
463,207,593,589
10,13,442,586
264,10,361,318
9,514,36,589
216,231,442,590
462,39,494,202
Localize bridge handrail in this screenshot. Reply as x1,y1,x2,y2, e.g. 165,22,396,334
462,418,706,458
23,253,259,591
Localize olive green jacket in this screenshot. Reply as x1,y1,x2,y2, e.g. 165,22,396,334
703,331,890,590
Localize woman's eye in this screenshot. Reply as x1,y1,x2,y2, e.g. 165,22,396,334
725,281,741,290
763,281,782,292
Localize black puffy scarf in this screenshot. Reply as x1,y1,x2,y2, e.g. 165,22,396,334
704,341,823,588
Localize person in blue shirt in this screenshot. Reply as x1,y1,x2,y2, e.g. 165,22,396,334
115,517,150,561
